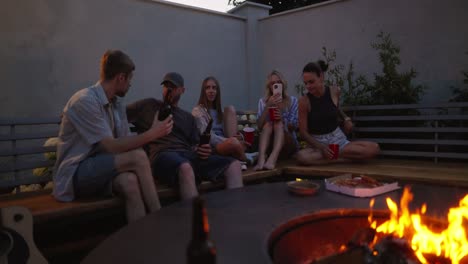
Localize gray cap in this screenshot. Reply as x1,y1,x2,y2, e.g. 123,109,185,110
161,72,184,87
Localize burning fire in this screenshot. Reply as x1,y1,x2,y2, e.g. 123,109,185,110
369,187,468,264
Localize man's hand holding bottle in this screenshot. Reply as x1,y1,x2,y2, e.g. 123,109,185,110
150,111,173,139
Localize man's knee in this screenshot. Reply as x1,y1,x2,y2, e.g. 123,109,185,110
128,149,150,167
115,172,140,197
178,162,195,181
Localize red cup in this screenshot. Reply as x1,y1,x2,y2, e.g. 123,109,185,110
328,144,339,160
243,127,255,146
268,106,279,121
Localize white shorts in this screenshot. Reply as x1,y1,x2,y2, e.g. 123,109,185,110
311,127,350,152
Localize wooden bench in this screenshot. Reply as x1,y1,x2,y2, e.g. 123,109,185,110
342,102,468,163
0,111,265,262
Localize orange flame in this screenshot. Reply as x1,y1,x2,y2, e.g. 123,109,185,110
369,187,468,264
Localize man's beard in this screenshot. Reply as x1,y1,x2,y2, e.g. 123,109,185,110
169,94,180,105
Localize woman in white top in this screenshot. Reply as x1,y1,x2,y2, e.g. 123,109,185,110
254,70,299,170
192,76,247,161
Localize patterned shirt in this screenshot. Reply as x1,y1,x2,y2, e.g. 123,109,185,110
53,82,130,201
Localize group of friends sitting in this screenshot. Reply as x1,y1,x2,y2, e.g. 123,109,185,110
52,50,380,223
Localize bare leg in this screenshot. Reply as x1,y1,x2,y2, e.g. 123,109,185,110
224,160,243,189
113,172,145,223
341,141,380,161
264,121,285,170
295,148,330,165
223,105,238,138
215,137,246,161
254,122,273,170
178,162,199,200
115,149,161,213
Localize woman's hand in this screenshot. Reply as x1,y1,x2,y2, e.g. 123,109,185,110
319,144,334,160
266,94,282,107
273,107,282,122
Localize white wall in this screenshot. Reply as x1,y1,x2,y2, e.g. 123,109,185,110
258,0,468,103
0,0,247,118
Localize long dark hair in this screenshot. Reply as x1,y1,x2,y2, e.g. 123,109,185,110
197,76,223,123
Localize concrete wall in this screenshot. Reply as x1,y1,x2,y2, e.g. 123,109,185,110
0,0,247,118
258,0,468,103
1,0,468,119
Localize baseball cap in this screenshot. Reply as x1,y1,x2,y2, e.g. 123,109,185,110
160,72,184,88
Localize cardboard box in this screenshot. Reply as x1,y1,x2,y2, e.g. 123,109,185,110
325,174,400,198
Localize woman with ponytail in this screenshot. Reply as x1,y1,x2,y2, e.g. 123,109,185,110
295,61,380,165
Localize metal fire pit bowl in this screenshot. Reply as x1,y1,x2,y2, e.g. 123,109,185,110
267,209,449,264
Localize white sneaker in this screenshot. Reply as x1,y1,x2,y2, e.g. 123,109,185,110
241,164,247,171
245,152,258,165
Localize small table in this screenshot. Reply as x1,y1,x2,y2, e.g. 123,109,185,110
82,181,467,264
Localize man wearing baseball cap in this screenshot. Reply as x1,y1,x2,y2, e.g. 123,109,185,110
127,72,243,200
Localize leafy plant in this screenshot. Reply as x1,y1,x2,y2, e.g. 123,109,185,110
369,31,426,105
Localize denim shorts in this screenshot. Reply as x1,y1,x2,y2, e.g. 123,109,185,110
152,150,235,187
312,127,350,152
73,153,118,198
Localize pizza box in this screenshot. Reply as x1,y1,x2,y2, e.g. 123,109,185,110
325,174,400,198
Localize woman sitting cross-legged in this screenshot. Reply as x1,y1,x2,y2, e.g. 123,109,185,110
192,76,247,164
295,60,380,165
254,70,299,171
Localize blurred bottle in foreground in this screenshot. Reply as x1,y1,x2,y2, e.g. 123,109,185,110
187,196,216,264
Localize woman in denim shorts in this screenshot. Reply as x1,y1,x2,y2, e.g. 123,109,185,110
295,61,380,165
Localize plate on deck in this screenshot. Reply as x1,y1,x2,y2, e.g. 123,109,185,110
287,180,320,196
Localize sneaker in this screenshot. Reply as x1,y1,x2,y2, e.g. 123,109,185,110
245,152,258,165
241,164,247,171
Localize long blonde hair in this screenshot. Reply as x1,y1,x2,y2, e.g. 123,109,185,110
264,70,291,107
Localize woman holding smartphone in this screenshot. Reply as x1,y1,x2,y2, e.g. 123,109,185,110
295,61,380,164
192,76,248,167
254,70,299,170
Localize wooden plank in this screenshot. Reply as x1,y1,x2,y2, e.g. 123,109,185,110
0,175,52,189
380,150,468,159
0,131,59,141
354,127,468,133
236,110,257,116
0,146,56,157
0,160,55,173
353,115,468,121
282,159,468,187
342,102,468,111
354,138,468,146
0,117,60,126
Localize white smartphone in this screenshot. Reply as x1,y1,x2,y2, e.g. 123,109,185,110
272,83,283,98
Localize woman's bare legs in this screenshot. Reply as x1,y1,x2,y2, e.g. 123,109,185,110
254,122,272,170
341,141,380,160
264,121,284,170
223,105,238,138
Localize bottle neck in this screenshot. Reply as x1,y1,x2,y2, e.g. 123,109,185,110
192,197,209,241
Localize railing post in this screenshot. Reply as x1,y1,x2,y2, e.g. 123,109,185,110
434,120,438,164
10,124,20,194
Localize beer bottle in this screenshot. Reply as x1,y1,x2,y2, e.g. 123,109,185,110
187,196,216,264
158,89,172,121
199,119,213,146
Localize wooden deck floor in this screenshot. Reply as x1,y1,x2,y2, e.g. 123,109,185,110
281,158,468,187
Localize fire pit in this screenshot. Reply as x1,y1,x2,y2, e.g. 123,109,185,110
268,209,450,264
268,187,468,264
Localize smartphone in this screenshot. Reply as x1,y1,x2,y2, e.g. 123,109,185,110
272,83,283,98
